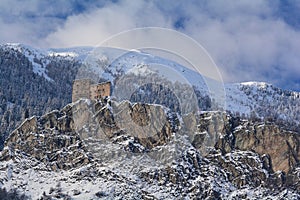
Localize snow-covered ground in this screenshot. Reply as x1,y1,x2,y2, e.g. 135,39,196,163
1,43,300,123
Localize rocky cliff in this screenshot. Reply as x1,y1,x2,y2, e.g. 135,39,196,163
0,44,82,150
0,99,299,199
2,43,300,154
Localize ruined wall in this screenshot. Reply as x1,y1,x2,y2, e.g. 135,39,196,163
72,79,91,102
72,80,111,102
90,82,111,100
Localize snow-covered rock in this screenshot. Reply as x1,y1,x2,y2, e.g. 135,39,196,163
1,43,300,125
0,99,299,199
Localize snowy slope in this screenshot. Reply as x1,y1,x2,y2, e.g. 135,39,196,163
81,47,300,123
67,45,300,123
225,81,300,123
0,44,92,82
1,44,300,123
1,43,300,199
48,46,93,61
1,43,53,81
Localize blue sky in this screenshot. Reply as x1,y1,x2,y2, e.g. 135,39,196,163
0,0,300,91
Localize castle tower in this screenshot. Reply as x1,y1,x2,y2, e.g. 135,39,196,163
72,79,111,102
72,79,92,102
90,81,111,100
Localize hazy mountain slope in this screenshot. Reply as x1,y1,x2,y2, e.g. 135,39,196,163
226,82,300,123
0,44,82,149
1,43,300,150
0,43,300,199
57,45,300,124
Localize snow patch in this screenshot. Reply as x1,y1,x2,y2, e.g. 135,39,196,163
48,52,79,58
1,43,53,82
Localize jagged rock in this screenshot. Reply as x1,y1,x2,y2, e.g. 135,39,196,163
0,98,177,170
111,100,175,148
73,99,177,150
1,100,300,199
0,104,90,170
193,111,300,191
189,111,300,174
233,123,300,173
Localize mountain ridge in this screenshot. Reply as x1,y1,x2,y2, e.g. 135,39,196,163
1,43,300,199
1,43,300,147
1,43,300,116
0,98,299,199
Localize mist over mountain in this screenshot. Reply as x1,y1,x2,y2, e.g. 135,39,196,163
1,43,300,147
0,43,300,199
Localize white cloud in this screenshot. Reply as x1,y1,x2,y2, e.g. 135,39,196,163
1,0,300,90
177,1,300,89
0,0,72,45
45,0,172,47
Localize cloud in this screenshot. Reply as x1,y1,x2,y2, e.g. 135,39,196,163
180,1,300,90
0,0,111,45
1,0,300,91
45,0,172,47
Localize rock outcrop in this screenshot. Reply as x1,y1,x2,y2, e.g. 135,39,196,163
0,100,300,199
0,104,89,171
0,98,178,170
192,112,300,190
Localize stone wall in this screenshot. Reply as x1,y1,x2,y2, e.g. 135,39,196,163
72,79,111,102
90,82,111,100
72,79,91,102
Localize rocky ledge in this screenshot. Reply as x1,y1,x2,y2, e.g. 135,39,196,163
0,99,299,199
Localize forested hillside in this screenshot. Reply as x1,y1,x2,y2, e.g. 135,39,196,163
0,45,80,149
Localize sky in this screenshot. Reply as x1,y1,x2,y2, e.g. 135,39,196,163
0,0,300,91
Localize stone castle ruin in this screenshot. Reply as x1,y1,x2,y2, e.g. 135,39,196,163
72,79,111,102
